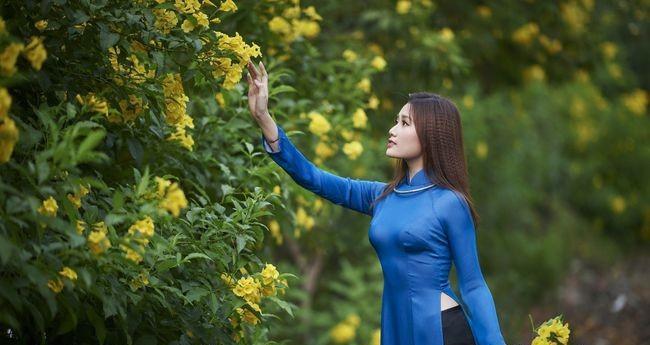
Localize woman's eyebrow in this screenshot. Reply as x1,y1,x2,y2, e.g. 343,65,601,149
396,113,411,120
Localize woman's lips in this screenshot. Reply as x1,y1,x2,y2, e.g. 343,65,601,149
387,141,396,147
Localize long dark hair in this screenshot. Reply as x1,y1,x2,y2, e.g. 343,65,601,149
369,92,480,229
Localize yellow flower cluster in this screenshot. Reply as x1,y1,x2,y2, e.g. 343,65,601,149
0,33,47,75
67,184,90,209
22,36,47,70
352,108,367,128
367,94,380,109
88,221,112,255
47,266,78,294
330,313,361,343
356,77,371,93
523,65,546,82
59,266,78,281
342,141,363,160
371,55,387,71
621,89,647,116
475,141,488,159
560,0,591,34
610,195,626,214
0,88,18,163
129,270,150,290
307,111,332,136
120,216,155,263
512,23,539,45
224,263,287,331
342,49,357,62
396,0,411,14
75,93,111,119
0,42,23,76
155,176,189,217
439,28,454,42
209,31,262,89
153,9,179,34
268,219,283,245
370,328,381,345
532,316,570,345
38,196,58,217
296,207,315,231
315,141,335,161
34,20,48,31
267,5,322,43
538,35,562,54
162,73,195,150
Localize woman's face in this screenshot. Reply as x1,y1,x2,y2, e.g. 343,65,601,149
386,103,421,159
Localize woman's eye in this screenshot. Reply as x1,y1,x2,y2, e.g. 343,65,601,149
402,121,408,126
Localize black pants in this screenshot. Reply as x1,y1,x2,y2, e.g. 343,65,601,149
442,305,477,345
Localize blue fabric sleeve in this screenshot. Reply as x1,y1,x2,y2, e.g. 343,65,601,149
437,190,506,345
260,123,386,217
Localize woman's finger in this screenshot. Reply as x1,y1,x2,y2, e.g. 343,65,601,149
247,60,259,79
260,61,268,80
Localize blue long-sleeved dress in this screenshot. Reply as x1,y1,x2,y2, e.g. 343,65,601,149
261,124,506,345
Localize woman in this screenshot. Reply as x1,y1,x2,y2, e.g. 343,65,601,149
245,60,506,345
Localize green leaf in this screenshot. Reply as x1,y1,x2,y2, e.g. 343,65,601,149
86,309,106,345
268,296,295,317
269,85,297,97
182,252,213,263
99,26,120,50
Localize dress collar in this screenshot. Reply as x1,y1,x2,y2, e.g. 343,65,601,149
401,168,434,187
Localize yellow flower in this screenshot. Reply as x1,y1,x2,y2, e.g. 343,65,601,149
175,0,202,13
439,27,454,42
538,35,562,54
268,219,283,245
88,222,111,254
59,266,78,281
610,195,626,214
367,95,380,109
34,20,48,31
127,216,155,245
352,108,367,128
181,19,195,33
511,23,539,45
371,55,387,71
219,0,237,12
622,89,647,116
345,313,361,327
22,36,47,70
273,185,281,195
476,5,492,18
307,111,332,136
600,41,617,60
343,141,363,160
462,95,474,109
260,263,279,285
315,141,335,159
561,1,588,34
295,207,315,230
396,0,412,14
67,193,82,208
0,115,19,164
153,9,178,34
215,92,225,107
76,220,86,235
121,243,144,263
269,17,292,35
330,322,356,343
523,65,545,82
292,19,320,38
535,316,570,345
0,42,24,76
0,87,11,119
475,141,488,159
303,6,322,21
38,196,58,217
156,178,188,217
371,328,381,345
232,276,262,304
193,12,209,27
342,49,358,63
76,93,110,117
47,278,64,293
356,78,371,93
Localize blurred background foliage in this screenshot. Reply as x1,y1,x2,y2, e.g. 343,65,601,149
0,0,647,344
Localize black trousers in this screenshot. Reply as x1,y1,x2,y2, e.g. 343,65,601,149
442,305,477,345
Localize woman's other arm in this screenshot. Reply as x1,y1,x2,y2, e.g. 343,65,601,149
437,190,506,345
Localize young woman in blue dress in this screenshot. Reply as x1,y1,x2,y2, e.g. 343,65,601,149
246,59,506,345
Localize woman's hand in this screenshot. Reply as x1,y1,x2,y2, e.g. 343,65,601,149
246,60,269,121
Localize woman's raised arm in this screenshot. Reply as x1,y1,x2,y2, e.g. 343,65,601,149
246,60,385,216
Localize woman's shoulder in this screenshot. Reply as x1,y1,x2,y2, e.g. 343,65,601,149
430,186,470,214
